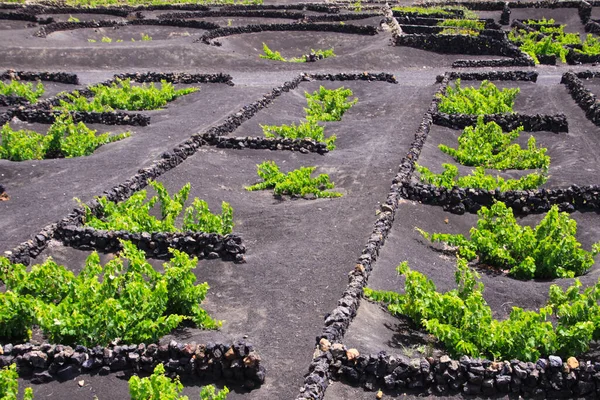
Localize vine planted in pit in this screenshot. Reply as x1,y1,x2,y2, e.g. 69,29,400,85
0,80,44,103
0,113,130,161
437,79,520,115
415,163,547,191
81,181,234,235
246,160,342,198
0,241,220,346
365,258,600,361
57,78,197,112
416,201,600,279
439,117,549,170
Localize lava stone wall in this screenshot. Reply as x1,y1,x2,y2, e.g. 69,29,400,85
329,344,599,398
0,340,264,388
9,109,151,126
562,71,600,127
393,34,522,57
1,70,79,84
55,225,246,263
200,134,330,154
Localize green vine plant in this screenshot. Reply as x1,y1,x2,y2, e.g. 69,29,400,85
304,86,357,122
365,258,600,361
0,113,130,161
259,43,336,63
439,116,549,170
508,20,589,63
89,34,152,43
416,201,600,279
0,241,220,346
80,181,234,235
0,80,45,103
261,121,337,150
260,86,356,150
245,160,342,198
415,163,547,191
0,365,33,400
575,34,600,56
130,364,229,400
56,78,197,112
437,79,520,115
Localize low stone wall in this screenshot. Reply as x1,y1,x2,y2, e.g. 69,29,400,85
585,19,600,34
438,71,538,83
329,345,599,397
10,109,151,126
198,22,378,43
580,0,593,23
394,33,522,57
157,10,305,20
0,95,29,106
452,57,534,68
0,340,264,388
114,71,234,85
128,18,220,30
55,225,246,263
432,112,568,133
401,182,600,215
1,70,79,84
34,20,123,37
0,11,38,22
566,48,600,64
304,12,381,22
200,133,330,154
561,71,600,127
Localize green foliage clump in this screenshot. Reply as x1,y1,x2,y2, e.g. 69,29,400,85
259,43,286,61
0,114,129,161
82,181,234,235
439,117,549,170
525,18,556,26
261,121,336,150
246,160,342,198
0,80,44,103
575,34,600,56
260,43,336,63
508,23,582,63
437,79,520,115
260,86,357,150
0,241,220,346
365,258,600,361
437,19,484,30
415,163,547,191
417,202,600,279
130,364,229,400
304,86,357,122
57,78,197,112
0,365,33,400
